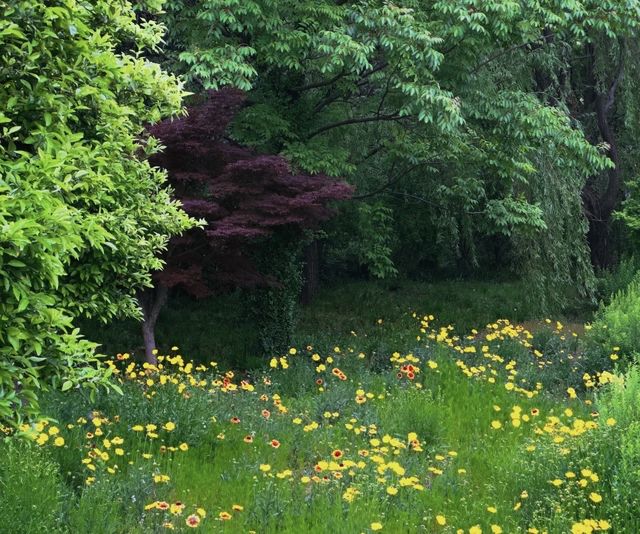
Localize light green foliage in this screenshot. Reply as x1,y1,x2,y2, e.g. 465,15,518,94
563,365,640,531
0,0,194,422
616,177,640,244
591,273,640,357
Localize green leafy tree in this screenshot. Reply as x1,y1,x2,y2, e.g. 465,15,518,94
0,0,194,422
154,0,640,306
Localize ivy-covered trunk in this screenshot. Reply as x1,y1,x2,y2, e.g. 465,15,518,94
301,240,320,305
245,236,304,357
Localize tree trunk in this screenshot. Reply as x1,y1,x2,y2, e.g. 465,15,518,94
588,218,614,269
582,41,625,268
301,240,320,305
141,320,158,365
138,285,168,364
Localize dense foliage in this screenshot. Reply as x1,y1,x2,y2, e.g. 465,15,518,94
152,0,640,306
0,0,193,421
5,1,640,531
139,89,352,360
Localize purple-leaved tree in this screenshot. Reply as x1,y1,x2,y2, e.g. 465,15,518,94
139,89,352,362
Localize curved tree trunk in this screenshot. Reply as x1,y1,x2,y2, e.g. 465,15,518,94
138,285,168,364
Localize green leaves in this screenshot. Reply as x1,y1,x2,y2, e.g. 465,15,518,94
0,0,195,423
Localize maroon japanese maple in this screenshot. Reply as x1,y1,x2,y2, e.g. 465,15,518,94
139,89,352,361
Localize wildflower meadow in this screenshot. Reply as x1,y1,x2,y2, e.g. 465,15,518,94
3,302,639,533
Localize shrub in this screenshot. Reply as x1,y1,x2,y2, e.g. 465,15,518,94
0,0,194,422
591,274,640,358
594,255,640,305
568,365,640,532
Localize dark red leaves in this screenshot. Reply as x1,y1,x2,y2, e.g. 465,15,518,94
149,89,352,297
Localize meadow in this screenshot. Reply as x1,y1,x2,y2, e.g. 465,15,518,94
2,281,638,534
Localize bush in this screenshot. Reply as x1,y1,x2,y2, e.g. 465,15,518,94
591,274,640,358
594,255,640,305
0,0,194,422
246,237,305,357
570,365,640,532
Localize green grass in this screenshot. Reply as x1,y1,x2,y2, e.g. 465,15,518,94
3,296,630,533
80,278,591,368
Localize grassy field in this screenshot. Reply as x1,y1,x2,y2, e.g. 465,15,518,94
80,279,591,368
3,282,636,533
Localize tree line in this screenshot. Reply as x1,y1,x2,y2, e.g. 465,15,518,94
3,0,640,422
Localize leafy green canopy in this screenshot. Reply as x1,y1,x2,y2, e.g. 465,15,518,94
0,0,193,422
156,0,640,304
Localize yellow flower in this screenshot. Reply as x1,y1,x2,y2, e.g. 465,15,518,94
589,492,602,503
487,506,497,513
371,522,383,531
491,526,503,534
259,464,271,472
386,486,398,496
606,417,616,426
469,525,482,534
53,436,65,447
491,420,502,429
179,443,189,452
435,515,446,526
164,422,176,431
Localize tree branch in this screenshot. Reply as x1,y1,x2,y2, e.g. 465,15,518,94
290,70,348,93
306,114,405,139
471,35,546,75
